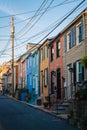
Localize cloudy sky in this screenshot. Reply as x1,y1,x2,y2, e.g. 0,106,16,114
0,0,86,65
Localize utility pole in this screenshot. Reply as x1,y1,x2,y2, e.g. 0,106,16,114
11,17,14,97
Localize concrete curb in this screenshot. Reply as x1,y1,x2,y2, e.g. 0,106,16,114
6,95,68,121
20,101,68,120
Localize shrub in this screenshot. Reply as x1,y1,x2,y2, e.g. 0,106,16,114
37,98,42,105
25,94,32,102
81,55,87,68
75,89,87,100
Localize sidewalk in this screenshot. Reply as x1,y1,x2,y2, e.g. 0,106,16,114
21,101,69,120
7,94,68,120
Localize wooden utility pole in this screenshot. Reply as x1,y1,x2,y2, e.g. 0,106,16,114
11,17,14,97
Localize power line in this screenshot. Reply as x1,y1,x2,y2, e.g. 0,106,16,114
0,0,85,54
23,0,85,53
0,0,85,56
16,0,48,36
0,0,79,19
0,38,11,57
17,0,55,38
0,0,81,29
6,0,85,58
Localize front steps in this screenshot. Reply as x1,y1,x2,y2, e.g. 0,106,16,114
52,100,73,115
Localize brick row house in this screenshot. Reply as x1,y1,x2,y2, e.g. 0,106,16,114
0,8,87,105
62,8,87,100
48,33,64,104
39,38,52,103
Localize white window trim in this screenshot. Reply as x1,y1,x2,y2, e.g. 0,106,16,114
35,75,38,94
76,61,83,82
76,22,82,45
67,32,70,51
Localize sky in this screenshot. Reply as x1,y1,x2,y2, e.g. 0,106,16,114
0,0,87,65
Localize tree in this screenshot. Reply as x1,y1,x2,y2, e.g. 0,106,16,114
81,55,87,79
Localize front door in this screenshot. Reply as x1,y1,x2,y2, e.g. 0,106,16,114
57,68,61,99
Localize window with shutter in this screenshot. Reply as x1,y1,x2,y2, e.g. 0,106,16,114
71,26,76,47
77,61,84,82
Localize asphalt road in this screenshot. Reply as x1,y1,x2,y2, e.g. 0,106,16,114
0,94,77,130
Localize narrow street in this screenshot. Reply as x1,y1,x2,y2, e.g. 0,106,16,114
0,93,77,130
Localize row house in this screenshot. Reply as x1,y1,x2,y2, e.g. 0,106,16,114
26,43,40,103
32,49,40,99
21,54,27,88
17,52,28,89
26,53,32,93
39,38,52,103
62,8,87,100
48,33,64,104
1,8,87,105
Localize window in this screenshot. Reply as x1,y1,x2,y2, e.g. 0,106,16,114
67,32,70,51
42,48,45,60
51,46,54,61
40,71,44,93
64,34,67,52
22,61,25,71
29,75,32,85
45,45,48,58
40,49,43,61
71,26,76,46
35,76,38,94
36,53,38,65
76,21,84,44
44,68,48,85
77,61,84,82
33,56,35,67
27,58,29,69
29,57,32,67
57,41,60,57
33,77,35,89
68,31,71,49
64,27,76,52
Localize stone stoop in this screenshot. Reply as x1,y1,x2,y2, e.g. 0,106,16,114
52,100,73,115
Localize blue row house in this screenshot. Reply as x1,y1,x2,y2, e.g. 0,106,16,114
26,53,32,94
32,49,40,102
26,43,40,103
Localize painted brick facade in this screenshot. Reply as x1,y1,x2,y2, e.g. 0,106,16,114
39,38,52,103
48,34,64,104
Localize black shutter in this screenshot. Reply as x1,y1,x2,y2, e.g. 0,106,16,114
73,62,76,85
82,66,84,81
